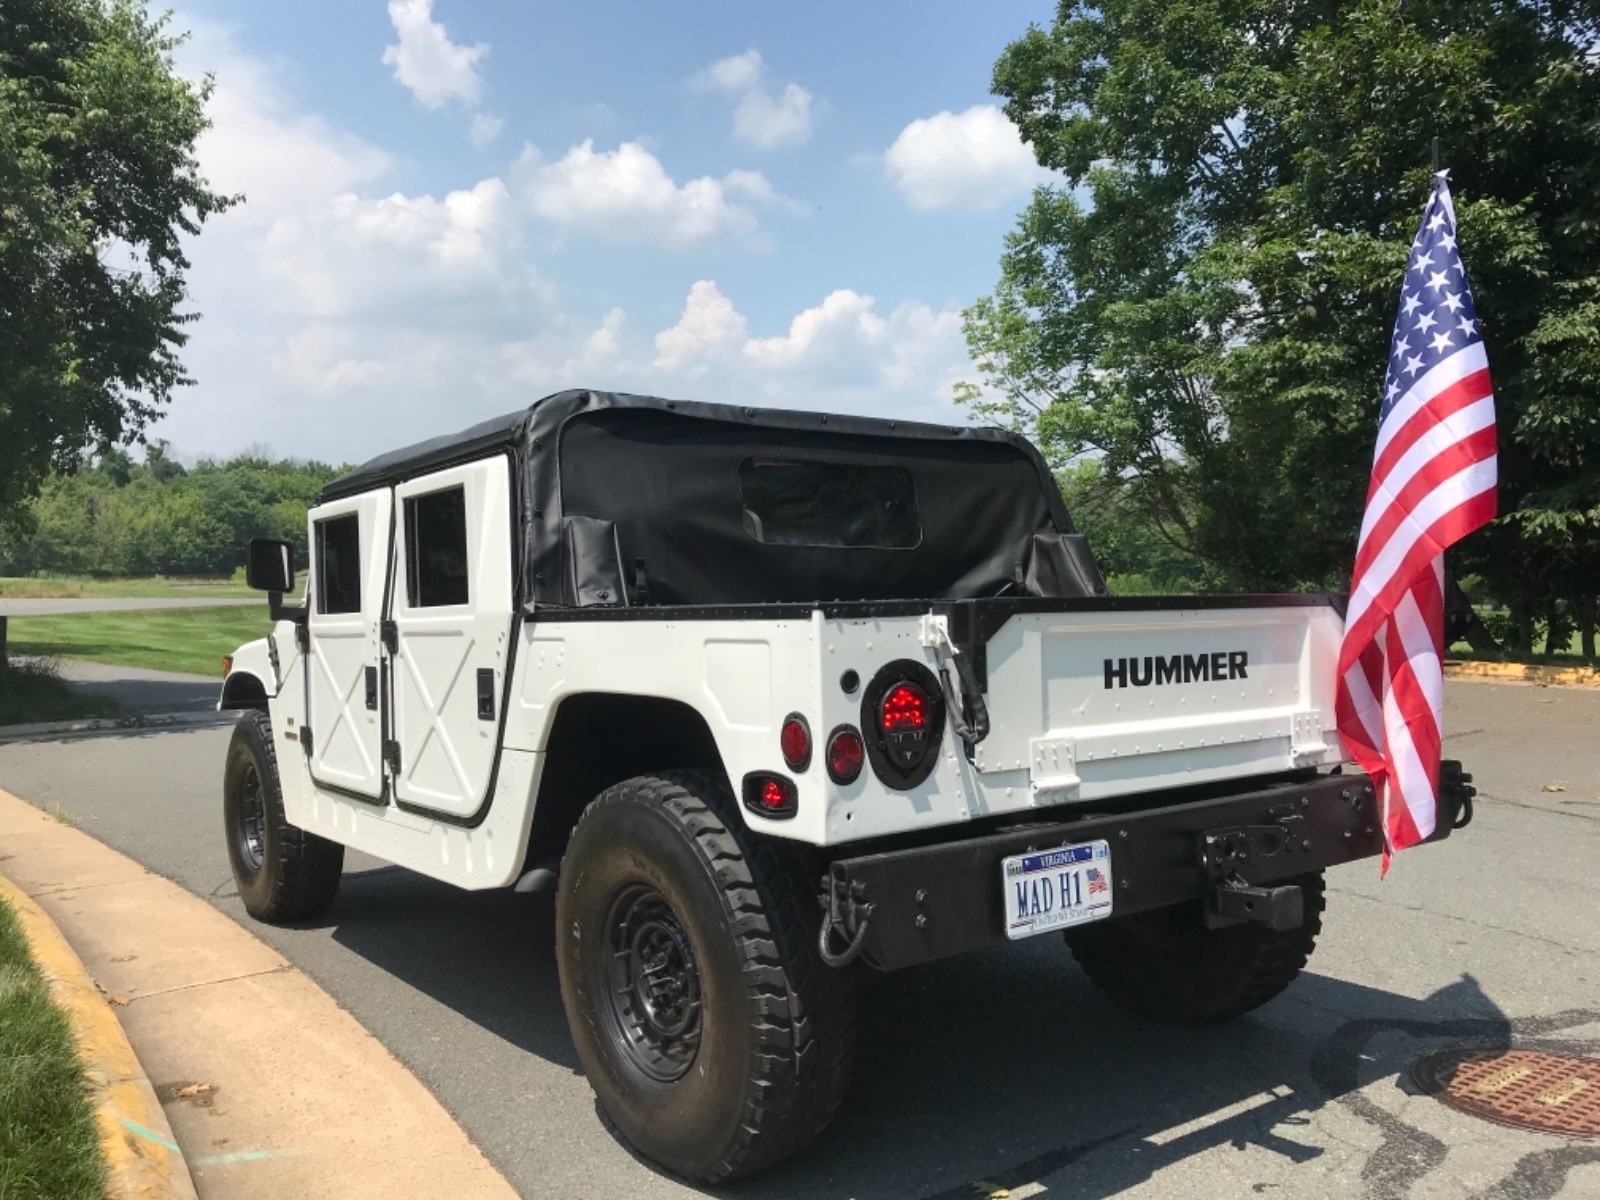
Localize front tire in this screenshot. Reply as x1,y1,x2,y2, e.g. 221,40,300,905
556,771,854,1183
223,711,344,922
1064,871,1325,1024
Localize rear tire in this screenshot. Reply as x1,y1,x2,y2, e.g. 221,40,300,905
223,711,344,922
1064,871,1325,1024
556,770,855,1183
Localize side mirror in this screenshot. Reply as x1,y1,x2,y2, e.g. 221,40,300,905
246,538,295,594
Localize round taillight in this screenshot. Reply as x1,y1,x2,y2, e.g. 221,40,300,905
880,683,928,731
741,772,797,819
826,726,866,785
779,713,811,771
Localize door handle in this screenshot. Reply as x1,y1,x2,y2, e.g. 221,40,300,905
365,666,378,710
477,668,496,721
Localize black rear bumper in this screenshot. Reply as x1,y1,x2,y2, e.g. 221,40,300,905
825,765,1472,972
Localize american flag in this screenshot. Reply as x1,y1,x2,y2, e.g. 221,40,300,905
1086,867,1108,896
1336,172,1497,873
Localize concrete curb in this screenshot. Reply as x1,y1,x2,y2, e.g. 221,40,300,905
0,709,229,743
1443,660,1600,688
0,872,199,1200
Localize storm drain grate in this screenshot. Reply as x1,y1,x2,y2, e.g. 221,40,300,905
1413,1048,1600,1138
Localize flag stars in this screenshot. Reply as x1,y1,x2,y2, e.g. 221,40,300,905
1440,232,1457,252
1411,251,1436,275
1415,311,1438,335
1441,291,1464,313
1401,292,1422,317
1457,316,1478,337
1404,352,1426,376
1427,211,1448,231
1428,330,1454,354
1385,378,1401,402
1427,269,1451,291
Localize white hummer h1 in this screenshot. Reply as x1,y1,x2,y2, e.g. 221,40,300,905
220,389,1472,1183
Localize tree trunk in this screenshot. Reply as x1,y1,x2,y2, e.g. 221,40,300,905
1511,603,1536,657
1577,595,1597,661
1446,573,1501,655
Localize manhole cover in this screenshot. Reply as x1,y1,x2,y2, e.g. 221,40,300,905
1413,1048,1600,1138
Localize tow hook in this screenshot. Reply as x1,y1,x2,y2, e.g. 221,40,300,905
1197,813,1312,931
818,874,874,968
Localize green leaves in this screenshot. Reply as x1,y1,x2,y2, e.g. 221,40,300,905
965,0,1600,622
0,0,236,523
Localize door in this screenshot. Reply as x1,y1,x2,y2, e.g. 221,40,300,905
388,456,515,819
306,490,392,800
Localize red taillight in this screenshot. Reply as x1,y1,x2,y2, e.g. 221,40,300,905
779,713,811,771
221,655,234,676
880,683,928,731
826,727,865,784
742,772,797,819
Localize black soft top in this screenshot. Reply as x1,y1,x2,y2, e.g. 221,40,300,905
319,389,1104,608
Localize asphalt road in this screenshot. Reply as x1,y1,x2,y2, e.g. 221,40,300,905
2,681,1597,1200
0,596,257,616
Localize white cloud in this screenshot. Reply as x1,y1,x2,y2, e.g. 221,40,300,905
654,281,749,374
503,308,633,388
744,289,887,370
647,282,974,419
884,104,1049,211
151,18,975,464
696,49,764,93
514,140,786,249
261,177,526,319
382,0,488,109
693,50,815,149
469,112,504,149
182,23,391,213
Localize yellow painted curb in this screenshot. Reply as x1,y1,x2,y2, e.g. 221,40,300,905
0,873,199,1200
1444,660,1600,688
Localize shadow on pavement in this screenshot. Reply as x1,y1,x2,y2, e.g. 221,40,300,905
312,866,1600,1200
67,676,221,714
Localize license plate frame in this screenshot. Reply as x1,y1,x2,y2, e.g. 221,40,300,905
1002,840,1114,940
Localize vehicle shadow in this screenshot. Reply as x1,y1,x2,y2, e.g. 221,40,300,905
315,865,1600,1200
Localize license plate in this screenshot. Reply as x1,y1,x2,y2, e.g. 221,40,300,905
1003,840,1114,940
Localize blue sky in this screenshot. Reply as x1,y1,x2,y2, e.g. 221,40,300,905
162,0,1057,464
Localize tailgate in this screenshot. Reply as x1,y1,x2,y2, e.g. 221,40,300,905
970,600,1345,804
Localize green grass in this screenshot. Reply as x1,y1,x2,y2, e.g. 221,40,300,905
0,897,108,1200
0,574,253,600
7,605,273,678
0,661,121,727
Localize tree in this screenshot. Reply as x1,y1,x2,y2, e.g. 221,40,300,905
0,0,234,523
962,0,1600,651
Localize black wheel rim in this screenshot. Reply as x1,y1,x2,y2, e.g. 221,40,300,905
600,884,702,1083
235,761,266,874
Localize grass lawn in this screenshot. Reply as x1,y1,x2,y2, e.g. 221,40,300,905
0,662,121,727
7,605,274,678
0,898,108,1200
0,575,253,600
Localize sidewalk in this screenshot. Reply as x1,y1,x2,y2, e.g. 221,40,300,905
0,787,518,1200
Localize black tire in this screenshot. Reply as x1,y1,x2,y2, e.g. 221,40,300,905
223,711,344,922
1064,871,1326,1024
556,770,855,1183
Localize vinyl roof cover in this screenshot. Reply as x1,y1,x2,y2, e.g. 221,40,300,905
320,390,1080,607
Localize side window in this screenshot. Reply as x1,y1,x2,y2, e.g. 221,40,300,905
315,514,362,615
405,485,470,607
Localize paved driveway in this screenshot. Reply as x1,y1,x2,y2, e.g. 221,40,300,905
1,681,1597,1199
